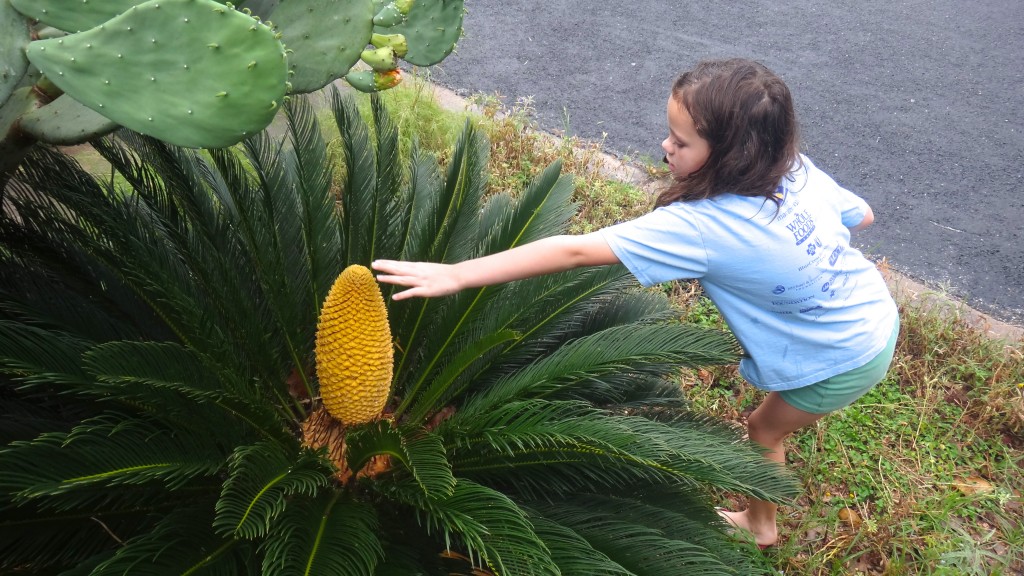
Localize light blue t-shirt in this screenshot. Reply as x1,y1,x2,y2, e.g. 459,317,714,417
600,156,898,391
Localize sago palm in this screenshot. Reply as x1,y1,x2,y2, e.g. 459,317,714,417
0,89,798,575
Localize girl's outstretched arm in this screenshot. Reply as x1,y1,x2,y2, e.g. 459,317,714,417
372,232,619,300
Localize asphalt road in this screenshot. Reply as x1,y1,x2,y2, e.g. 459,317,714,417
429,0,1024,326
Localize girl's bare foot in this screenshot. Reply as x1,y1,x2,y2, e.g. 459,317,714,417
717,508,778,548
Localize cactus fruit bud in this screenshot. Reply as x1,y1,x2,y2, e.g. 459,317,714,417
372,3,405,27
359,46,397,72
315,265,394,425
370,33,408,58
394,0,415,14
345,69,401,93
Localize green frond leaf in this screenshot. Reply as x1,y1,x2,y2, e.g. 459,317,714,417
0,499,158,572
446,399,797,503
0,185,159,341
525,514,632,576
332,88,378,266
387,478,558,576
477,160,577,257
403,328,520,423
89,504,254,576
369,93,405,262
82,340,288,444
541,493,762,573
469,266,655,374
447,400,686,496
0,321,92,388
462,323,741,416
388,120,490,398
433,120,489,265
261,492,382,576
538,505,735,576
283,94,343,316
214,441,332,539
395,143,443,263
346,421,455,500
1,413,225,501
83,340,229,401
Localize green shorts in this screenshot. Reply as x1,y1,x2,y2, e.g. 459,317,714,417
778,317,900,414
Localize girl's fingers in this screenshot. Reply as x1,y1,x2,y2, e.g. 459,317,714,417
390,288,418,301
374,274,408,285
372,260,452,299
371,259,407,275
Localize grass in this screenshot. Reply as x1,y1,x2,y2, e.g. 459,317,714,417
65,77,1023,575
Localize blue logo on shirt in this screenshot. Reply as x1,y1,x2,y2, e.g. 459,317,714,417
829,245,845,266
786,210,816,246
772,285,786,295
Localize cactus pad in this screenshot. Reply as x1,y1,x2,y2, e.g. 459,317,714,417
1,0,31,105
20,95,119,145
384,0,463,67
10,0,147,33
9,0,280,33
25,0,289,148
272,0,375,94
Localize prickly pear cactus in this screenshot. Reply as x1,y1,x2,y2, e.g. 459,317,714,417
380,0,463,67
271,0,375,94
25,0,289,148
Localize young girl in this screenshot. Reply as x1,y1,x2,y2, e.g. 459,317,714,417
372,58,899,548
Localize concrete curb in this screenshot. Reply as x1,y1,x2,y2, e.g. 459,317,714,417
426,82,1024,345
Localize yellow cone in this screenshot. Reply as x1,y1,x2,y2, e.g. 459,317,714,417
315,265,393,424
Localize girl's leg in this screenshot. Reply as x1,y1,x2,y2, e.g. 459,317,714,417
719,391,825,547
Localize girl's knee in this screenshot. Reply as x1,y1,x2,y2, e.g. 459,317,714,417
746,413,787,445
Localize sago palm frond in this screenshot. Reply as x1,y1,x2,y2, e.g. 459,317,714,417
386,477,559,576
82,504,257,576
260,492,382,576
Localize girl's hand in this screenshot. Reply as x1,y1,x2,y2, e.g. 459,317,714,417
372,259,463,300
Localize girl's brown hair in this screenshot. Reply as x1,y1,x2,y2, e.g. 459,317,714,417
656,58,801,208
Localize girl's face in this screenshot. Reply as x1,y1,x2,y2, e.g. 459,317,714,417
661,96,711,179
